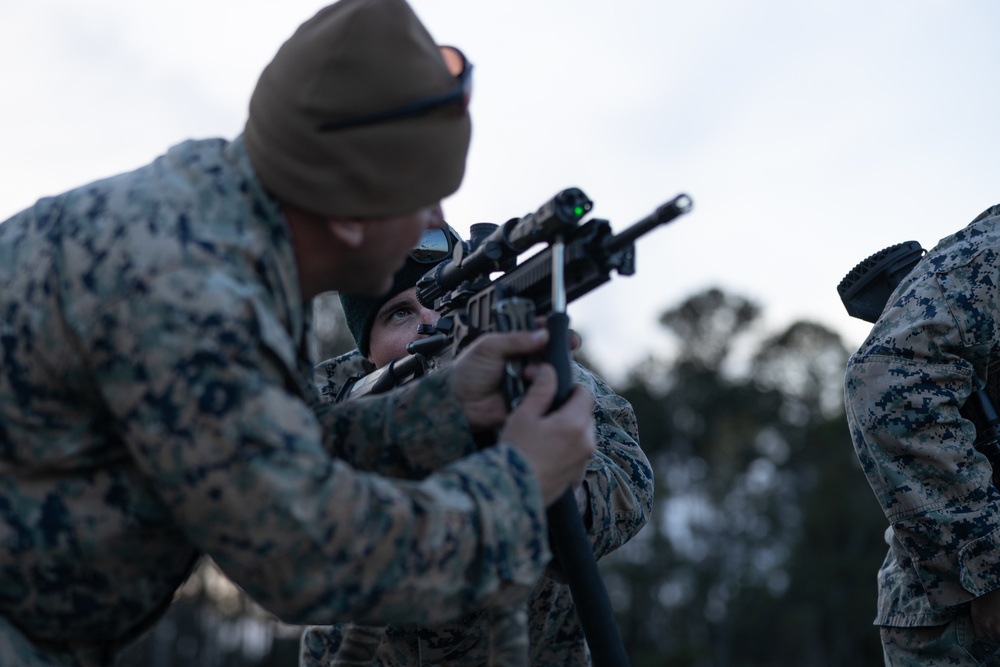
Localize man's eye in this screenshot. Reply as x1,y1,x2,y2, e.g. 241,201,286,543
390,308,410,321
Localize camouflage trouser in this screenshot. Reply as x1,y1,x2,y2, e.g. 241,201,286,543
881,614,1000,666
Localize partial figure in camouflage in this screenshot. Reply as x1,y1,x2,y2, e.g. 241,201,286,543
301,229,653,666
0,1,600,665
845,204,1000,665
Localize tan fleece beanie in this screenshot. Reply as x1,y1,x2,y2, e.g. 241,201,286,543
244,0,472,218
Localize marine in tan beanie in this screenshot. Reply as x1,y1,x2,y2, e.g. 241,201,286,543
0,1,603,663
244,0,472,220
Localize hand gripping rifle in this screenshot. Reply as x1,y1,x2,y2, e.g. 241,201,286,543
335,187,693,667
837,242,1000,486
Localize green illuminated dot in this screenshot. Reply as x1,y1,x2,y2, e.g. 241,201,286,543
574,206,585,217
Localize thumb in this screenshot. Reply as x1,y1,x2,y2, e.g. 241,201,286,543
515,363,557,417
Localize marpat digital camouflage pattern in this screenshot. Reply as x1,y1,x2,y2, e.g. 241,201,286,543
303,350,652,666
845,205,1000,664
0,136,551,667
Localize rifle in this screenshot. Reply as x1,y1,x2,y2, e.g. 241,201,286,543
337,187,693,667
837,242,1000,484
339,188,693,399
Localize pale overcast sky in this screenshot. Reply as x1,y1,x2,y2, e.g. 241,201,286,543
3,1,999,380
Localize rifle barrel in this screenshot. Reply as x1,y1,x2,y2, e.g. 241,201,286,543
605,193,692,255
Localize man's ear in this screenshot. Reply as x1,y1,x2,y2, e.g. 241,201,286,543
326,219,365,249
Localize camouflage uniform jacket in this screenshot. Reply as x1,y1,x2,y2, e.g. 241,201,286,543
303,349,653,665
845,204,1000,627
0,137,550,667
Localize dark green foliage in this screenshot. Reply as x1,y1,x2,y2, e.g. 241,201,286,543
598,288,887,666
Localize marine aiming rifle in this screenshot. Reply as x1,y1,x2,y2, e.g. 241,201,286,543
338,186,693,667
837,242,1000,485
339,187,693,400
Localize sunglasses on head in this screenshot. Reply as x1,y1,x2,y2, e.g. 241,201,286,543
318,46,472,133
409,225,462,264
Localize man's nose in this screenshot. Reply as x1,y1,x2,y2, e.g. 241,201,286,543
419,306,439,326
425,204,444,230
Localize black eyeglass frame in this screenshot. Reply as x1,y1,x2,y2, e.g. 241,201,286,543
318,46,472,133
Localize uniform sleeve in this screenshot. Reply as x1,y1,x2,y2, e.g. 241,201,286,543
845,263,1000,609
316,354,653,559
572,363,653,559
314,350,372,404
86,268,550,626
313,351,478,478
